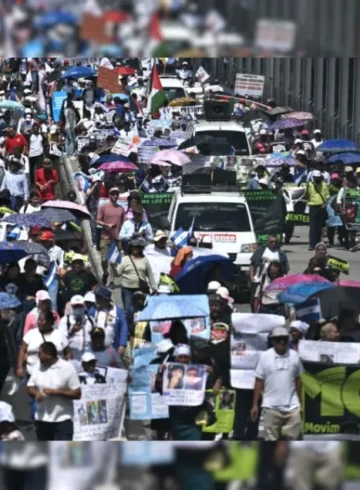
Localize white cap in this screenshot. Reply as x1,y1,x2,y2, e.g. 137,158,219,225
312,170,322,177
82,352,96,363
216,287,234,304
295,138,303,144
154,230,167,242
174,344,191,357
296,150,306,156
259,177,269,186
156,339,174,355
259,128,267,135
207,281,221,292
84,292,96,303
270,326,289,338
290,320,309,334
70,295,85,305
314,129,322,134
0,401,15,423
36,290,50,304
345,166,354,173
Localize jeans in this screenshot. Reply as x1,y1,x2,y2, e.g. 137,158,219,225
35,418,74,441
47,277,59,313
3,466,47,490
309,205,325,249
65,128,76,156
11,196,24,212
121,287,137,326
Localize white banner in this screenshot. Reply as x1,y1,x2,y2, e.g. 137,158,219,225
255,19,297,53
234,73,265,98
195,66,210,83
299,340,360,365
162,363,208,406
230,313,285,389
111,137,133,156
73,384,126,441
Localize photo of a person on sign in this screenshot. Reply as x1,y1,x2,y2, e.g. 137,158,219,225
184,366,203,391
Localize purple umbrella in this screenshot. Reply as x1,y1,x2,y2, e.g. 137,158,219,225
99,161,139,173
151,149,191,167
270,118,304,130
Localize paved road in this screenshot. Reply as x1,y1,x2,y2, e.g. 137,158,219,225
5,226,360,441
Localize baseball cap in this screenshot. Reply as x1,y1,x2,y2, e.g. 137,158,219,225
207,281,221,292
294,138,303,144
154,230,167,242
296,150,306,156
216,287,234,305
331,173,340,179
314,129,322,134
70,295,85,305
95,286,112,301
82,352,96,363
301,129,309,135
290,320,309,334
345,166,353,173
312,170,322,177
36,290,50,303
84,292,96,303
39,231,54,241
72,254,84,263
270,326,289,338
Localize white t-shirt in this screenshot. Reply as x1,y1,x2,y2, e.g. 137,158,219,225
58,314,94,361
291,441,341,453
253,247,280,283
23,328,69,375
311,138,324,149
93,307,118,347
255,348,304,412
29,133,44,157
27,358,80,423
48,245,64,267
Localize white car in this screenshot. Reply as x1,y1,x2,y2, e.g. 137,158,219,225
159,76,188,103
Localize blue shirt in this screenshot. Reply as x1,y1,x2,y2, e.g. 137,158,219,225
1,172,29,199
246,177,260,190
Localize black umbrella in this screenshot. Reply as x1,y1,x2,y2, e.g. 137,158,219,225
177,134,215,150
267,106,294,117
240,109,272,127
312,286,360,319
11,241,49,256
39,208,77,223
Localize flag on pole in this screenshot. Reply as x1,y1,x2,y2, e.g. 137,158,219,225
106,241,122,265
294,298,322,324
147,64,167,117
171,218,195,248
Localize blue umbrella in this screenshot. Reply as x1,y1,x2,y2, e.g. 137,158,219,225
270,118,304,130
175,255,237,295
278,281,334,305
0,242,28,265
0,293,21,310
11,241,48,256
61,66,96,80
0,100,24,111
35,10,78,28
136,295,210,321
141,139,178,148
326,152,360,165
317,139,357,153
91,153,131,167
1,212,51,228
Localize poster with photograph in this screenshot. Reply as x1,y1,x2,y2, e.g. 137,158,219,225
150,317,211,344
73,384,125,441
129,364,169,420
162,363,208,406
202,389,236,434
230,313,285,390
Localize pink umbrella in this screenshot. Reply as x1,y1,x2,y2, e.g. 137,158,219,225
338,280,360,288
150,149,191,167
282,111,314,121
99,161,138,173
41,200,90,219
267,274,330,292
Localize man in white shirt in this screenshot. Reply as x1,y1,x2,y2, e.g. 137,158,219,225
39,230,64,312
311,129,324,149
251,326,304,441
28,123,45,183
290,441,342,490
27,341,81,441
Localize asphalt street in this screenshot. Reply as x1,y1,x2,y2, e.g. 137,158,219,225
5,226,360,441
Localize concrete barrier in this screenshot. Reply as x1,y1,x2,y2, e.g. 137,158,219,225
60,156,103,282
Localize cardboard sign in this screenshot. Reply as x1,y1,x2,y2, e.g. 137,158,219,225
97,66,121,94
234,73,265,98
195,66,210,83
80,13,113,44
327,255,350,275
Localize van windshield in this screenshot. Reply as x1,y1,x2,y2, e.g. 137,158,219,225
164,87,186,102
175,203,252,232
196,130,250,155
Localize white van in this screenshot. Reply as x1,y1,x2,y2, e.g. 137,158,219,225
159,76,188,103
168,189,257,288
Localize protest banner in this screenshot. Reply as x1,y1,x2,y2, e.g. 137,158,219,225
234,74,265,98
255,19,297,53
286,200,310,225
140,193,173,229
48,442,118,490
299,341,360,365
51,91,67,122
111,137,133,157
133,345,157,369
162,363,208,406
96,366,128,388
121,442,175,465
302,362,360,439
328,255,350,275
344,190,360,230
129,364,169,420
196,66,210,83
73,384,125,441
80,13,113,44
97,66,121,94
73,172,90,194
243,190,286,242
168,105,203,117
202,390,236,434
230,313,285,389
150,316,211,344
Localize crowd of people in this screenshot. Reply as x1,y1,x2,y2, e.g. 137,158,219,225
0,56,358,455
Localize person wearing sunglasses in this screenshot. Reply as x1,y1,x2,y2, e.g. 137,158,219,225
250,326,304,441
96,187,125,289
249,235,289,312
